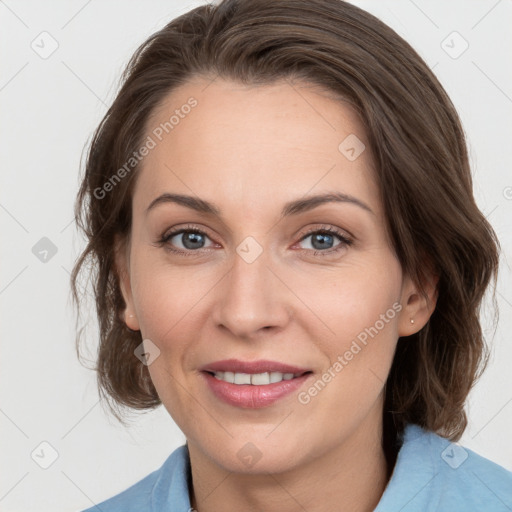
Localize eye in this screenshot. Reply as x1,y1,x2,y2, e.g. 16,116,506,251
156,223,353,258
157,225,216,256
295,226,353,256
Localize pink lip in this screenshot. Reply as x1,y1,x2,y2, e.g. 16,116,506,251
200,359,310,375
200,359,313,409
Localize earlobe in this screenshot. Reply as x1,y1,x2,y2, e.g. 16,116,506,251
398,271,438,337
125,312,140,331
119,273,140,331
114,235,140,331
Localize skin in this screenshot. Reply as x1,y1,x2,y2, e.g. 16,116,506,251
116,77,437,512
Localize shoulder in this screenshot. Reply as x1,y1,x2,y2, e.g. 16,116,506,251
376,423,512,511
80,444,191,512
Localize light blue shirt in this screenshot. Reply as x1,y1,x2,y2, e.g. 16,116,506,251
82,423,512,511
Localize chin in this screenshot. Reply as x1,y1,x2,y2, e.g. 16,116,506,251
196,431,311,475
217,448,301,475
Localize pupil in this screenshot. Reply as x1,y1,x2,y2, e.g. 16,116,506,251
312,233,333,250
183,232,204,249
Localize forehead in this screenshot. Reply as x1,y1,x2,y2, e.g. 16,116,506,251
134,78,379,218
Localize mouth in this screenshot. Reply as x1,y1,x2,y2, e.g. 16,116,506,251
204,370,311,385
199,359,313,408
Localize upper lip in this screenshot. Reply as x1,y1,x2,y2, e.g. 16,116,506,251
200,359,311,375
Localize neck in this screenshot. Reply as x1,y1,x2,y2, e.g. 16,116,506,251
187,404,392,512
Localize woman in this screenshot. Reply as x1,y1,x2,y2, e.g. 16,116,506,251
71,0,512,510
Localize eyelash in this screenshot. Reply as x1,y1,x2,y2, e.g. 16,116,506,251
156,224,353,258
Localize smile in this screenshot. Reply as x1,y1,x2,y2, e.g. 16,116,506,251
211,371,301,385
200,359,313,408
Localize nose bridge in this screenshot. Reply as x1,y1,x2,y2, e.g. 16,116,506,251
212,239,288,337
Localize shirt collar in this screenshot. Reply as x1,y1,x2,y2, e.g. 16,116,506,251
153,423,431,510
151,443,192,510
375,423,437,510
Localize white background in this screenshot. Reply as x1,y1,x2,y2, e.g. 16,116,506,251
1,1,511,511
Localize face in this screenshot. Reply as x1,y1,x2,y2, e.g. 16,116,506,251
117,77,428,475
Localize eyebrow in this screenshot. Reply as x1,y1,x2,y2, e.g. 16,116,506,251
145,192,374,218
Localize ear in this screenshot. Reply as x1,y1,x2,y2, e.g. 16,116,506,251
397,265,439,337
114,234,140,331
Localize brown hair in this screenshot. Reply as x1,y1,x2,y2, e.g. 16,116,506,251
71,0,500,448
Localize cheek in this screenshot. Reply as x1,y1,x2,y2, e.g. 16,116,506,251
132,260,204,419
295,259,402,391
295,258,401,338
131,251,212,338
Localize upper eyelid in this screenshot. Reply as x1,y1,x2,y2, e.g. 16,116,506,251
163,224,353,245
300,225,352,238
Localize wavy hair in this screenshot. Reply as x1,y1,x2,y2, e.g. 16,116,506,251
71,0,500,454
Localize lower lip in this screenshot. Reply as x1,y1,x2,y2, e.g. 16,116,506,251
202,372,312,408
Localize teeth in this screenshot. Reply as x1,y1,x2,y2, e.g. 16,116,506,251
234,373,251,385
223,371,235,383
250,372,270,385
212,371,299,385
270,371,283,383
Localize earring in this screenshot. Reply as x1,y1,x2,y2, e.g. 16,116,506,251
410,318,415,324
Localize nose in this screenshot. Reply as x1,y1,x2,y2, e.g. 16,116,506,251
211,244,291,339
